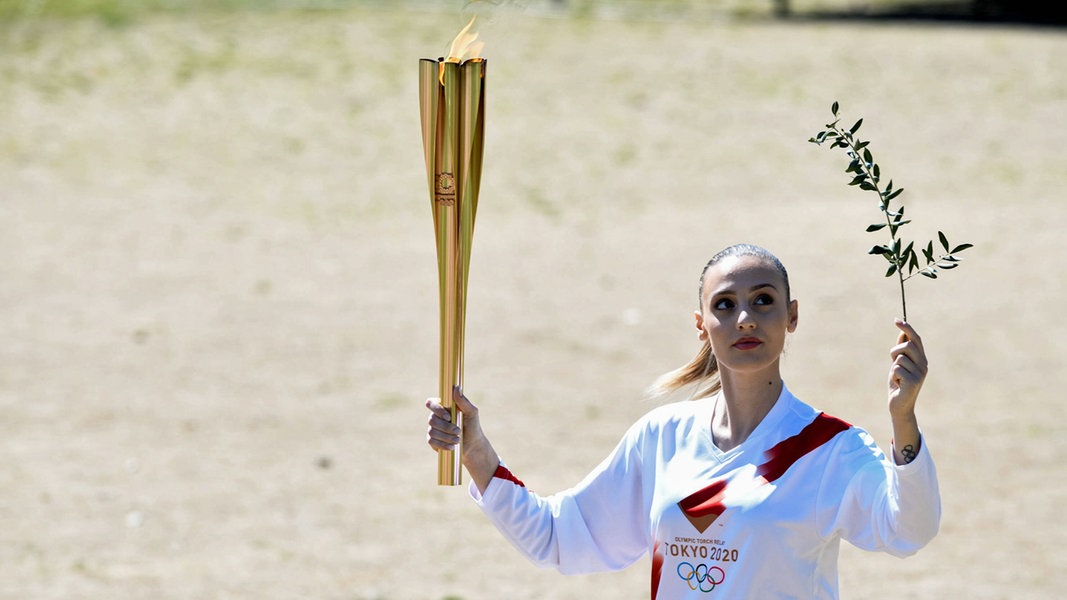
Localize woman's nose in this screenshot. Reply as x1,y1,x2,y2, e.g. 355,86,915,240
737,309,757,329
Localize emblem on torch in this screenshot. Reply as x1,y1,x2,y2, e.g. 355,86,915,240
419,17,486,486
435,173,457,205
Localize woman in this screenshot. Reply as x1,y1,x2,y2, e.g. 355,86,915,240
425,244,940,599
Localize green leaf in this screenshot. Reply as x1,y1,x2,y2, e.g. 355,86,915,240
869,245,890,255
939,231,950,252
939,262,959,269
873,164,881,179
859,182,878,192
862,148,873,164
849,118,863,134
886,264,897,277
951,243,974,253
921,270,938,279
909,248,920,273
886,188,904,201
866,223,887,232
812,130,837,144
832,101,839,116
849,175,867,186
923,241,934,263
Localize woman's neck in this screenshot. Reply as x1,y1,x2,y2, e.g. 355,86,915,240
711,370,784,453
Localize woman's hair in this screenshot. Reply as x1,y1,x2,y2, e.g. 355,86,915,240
646,244,790,400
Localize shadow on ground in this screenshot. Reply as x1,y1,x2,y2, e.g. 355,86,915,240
786,0,1067,27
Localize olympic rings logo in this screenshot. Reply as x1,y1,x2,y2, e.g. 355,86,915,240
676,562,726,593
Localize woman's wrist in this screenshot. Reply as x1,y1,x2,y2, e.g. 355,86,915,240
462,439,500,493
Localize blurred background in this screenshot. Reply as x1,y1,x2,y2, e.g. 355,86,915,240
1,1,1064,598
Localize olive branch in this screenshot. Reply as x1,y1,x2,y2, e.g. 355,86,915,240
809,101,973,321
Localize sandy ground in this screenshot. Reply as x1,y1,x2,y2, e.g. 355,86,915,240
1,4,1065,599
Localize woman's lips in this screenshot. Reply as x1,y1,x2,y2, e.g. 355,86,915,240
733,337,762,350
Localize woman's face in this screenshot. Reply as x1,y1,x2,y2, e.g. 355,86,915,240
695,255,799,377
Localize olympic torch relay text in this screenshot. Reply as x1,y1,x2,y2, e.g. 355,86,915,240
419,17,486,486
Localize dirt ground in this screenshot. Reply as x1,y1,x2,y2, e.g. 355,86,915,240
1,4,1065,599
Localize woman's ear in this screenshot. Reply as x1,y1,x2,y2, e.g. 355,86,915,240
694,310,708,341
787,299,799,333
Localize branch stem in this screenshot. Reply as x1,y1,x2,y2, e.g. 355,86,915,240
838,129,909,321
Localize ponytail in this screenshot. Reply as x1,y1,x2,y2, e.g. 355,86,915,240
646,338,721,401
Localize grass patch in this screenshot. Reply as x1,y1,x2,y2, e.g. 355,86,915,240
0,0,969,25
0,0,374,25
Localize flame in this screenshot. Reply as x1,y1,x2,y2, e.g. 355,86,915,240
446,15,484,63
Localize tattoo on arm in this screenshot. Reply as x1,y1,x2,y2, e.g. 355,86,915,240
901,444,917,464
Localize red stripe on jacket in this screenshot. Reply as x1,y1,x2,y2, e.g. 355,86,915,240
493,464,526,488
679,413,851,523
756,413,851,483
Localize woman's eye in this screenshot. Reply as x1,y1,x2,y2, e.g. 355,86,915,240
754,294,774,306
713,298,734,310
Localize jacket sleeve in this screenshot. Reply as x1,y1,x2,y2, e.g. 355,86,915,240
470,422,650,574
818,430,941,557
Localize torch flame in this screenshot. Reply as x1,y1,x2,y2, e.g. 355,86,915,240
446,15,484,63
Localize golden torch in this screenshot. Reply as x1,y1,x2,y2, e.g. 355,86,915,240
419,18,486,486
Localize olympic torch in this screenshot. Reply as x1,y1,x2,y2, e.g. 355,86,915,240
419,18,485,486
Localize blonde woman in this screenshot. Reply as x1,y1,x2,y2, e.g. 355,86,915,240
426,244,940,599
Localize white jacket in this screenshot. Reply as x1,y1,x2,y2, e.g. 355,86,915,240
472,385,940,599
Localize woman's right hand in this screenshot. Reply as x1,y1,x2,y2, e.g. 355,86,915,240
425,386,500,493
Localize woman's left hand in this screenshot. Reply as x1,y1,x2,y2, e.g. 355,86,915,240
888,319,928,420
